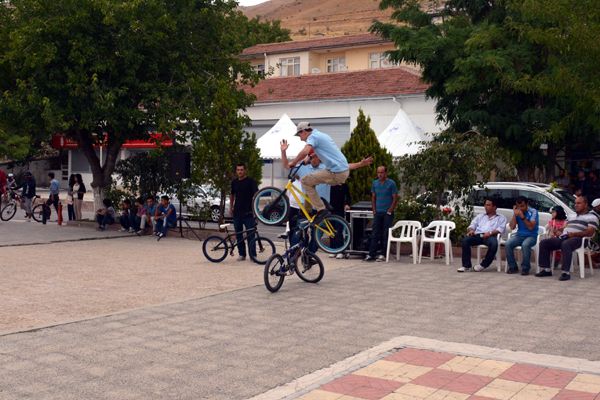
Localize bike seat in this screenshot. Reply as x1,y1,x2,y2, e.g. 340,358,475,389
219,223,231,230
278,233,288,240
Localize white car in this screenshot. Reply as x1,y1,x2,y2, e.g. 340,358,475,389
468,182,576,227
165,185,230,223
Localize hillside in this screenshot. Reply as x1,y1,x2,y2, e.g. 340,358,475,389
240,0,393,40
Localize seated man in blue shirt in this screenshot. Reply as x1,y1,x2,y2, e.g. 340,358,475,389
288,122,349,224
365,166,398,262
155,195,177,241
505,196,539,275
458,198,507,272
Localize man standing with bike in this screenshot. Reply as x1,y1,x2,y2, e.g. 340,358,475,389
21,172,36,222
230,163,259,262
288,122,349,225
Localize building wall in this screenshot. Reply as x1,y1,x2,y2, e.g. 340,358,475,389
344,44,397,71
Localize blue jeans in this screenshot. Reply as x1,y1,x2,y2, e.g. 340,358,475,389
96,214,114,228
505,234,537,272
369,212,393,257
461,235,498,269
155,218,176,236
233,214,256,258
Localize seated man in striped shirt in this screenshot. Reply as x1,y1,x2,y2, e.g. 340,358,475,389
458,198,507,272
536,196,599,281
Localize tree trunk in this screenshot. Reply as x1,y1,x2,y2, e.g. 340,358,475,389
92,186,105,212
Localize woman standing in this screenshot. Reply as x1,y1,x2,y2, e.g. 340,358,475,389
67,174,76,221
73,174,86,220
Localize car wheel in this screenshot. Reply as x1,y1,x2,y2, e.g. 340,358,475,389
210,206,220,223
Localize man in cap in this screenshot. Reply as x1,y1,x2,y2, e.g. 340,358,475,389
591,198,600,220
287,122,349,224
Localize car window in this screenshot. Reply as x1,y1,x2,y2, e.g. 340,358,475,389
473,188,516,209
519,190,555,213
552,189,576,211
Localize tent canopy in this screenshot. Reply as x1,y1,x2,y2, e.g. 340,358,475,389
256,114,305,159
377,109,428,157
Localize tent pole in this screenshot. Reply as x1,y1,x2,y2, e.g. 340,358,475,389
271,161,274,186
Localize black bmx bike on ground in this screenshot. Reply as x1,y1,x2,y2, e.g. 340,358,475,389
264,220,324,293
202,220,276,265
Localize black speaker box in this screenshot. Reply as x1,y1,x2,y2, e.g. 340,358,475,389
168,152,191,180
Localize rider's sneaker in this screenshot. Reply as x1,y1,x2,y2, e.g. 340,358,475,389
312,209,331,225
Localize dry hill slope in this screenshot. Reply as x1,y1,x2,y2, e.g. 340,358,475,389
241,0,393,39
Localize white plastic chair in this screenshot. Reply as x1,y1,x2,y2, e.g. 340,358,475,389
418,221,455,265
475,233,502,272
569,237,594,279
386,221,422,264
505,226,546,272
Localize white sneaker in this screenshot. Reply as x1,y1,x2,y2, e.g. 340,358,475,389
335,253,345,259
474,264,485,272
118,228,127,232
457,266,470,272
128,228,135,233
236,256,246,261
376,255,385,262
328,254,336,258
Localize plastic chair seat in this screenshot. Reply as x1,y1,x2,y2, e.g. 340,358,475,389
418,221,455,265
386,220,422,264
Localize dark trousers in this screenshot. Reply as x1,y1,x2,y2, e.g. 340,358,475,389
155,218,176,236
461,235,498,269
46,194,59,213
233,214,256,258
369,212,393,257
131,214,140,231
539,237,582,272
331,209,346,251
96,214,114,227
120,212,131,230
67,204,75,220
289,208,318,253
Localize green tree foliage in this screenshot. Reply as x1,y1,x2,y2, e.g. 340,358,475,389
371,0,600,171
0,0,281,207
233,15,291,48
397,129,514,207
341,110,398,202
191,81,262,222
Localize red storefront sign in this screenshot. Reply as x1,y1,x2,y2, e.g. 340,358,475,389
51,133,174,150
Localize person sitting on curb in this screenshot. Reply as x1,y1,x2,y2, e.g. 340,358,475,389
118,199,134,233
458,198,507,272
505,196,539,275
536,196,599,281
136,195,157,235
96,198,116,231
154,195,177,241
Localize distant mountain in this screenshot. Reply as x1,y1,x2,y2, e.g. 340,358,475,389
240,0,393,40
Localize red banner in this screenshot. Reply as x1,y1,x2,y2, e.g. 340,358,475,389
51,133,174,150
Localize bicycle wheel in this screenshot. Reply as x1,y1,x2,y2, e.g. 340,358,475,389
0,202,17,221
314,214,352,254
264,254,285,293
249,236,276,265
202,235,229,263
296,249,324,283
31,204,46,223
252,187,289,226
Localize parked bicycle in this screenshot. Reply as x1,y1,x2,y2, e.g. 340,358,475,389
264,220,324,293
1,188,49,223
202,219,275,264
252,164,352,254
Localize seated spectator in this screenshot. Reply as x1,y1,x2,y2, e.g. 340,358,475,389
131,197,144,232
458,198,507,272
118,199,133,232
536,196,599,281
136,195,157,235
154,195,177,240
546,206,568,238
96,198,116,231
592,198,600,220
505,196,539,275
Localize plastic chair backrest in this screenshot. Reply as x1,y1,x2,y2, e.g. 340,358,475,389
426,221,455,239
391,220,422,239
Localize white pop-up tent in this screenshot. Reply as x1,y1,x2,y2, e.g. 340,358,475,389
377,108,428,157
256,113,304,159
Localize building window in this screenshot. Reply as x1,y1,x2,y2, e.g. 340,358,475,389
326,57,346,72
279,57,300,76
369,52,397,69
255,64,265,76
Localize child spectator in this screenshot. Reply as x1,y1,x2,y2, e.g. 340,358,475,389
546,205,568,266
118,199,133,232
96,198,116,230
136,195,157,235
155,195,177,241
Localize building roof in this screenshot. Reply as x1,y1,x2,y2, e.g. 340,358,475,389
242,68,428,103
241,33,390,58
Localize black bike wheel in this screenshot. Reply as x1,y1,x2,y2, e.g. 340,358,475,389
252,187,290,226
296,249,324,283
314,214,352,254
264,254,285,293
31,204,46,223
249,236,276,265
0,203,17,221
202,236,229,263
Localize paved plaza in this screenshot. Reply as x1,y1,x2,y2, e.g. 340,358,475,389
1,221,600,399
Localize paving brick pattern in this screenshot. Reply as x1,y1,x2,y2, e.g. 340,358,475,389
299,348,600,400
2,261,600,399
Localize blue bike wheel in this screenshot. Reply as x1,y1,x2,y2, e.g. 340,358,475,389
314,215,352,254
252,187,289,226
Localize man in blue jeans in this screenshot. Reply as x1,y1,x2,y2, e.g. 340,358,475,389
155,195,177,241
505,196,539,275
365,166,398,262
230,163,259,261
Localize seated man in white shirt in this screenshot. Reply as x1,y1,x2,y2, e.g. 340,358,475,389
458,198,507,272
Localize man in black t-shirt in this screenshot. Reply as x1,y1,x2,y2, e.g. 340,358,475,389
230,163,259,261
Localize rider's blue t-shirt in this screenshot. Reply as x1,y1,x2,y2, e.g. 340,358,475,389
306,129,349,173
